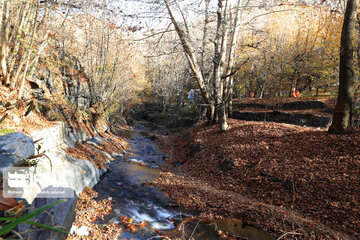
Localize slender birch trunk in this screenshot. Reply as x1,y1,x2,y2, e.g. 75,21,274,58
0,0,9,84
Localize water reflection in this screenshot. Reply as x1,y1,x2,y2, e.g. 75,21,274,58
164,218,275,240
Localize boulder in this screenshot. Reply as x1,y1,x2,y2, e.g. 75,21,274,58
0,133,34,158
17,187,77,240
0,133,34,171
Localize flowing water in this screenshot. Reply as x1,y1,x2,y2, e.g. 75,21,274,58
92,122,275,240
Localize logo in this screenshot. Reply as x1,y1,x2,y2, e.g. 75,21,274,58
3,167,74,198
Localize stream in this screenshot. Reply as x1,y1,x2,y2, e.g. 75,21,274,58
92,122,275,240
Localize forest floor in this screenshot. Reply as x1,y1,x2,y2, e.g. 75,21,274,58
152,118,360,240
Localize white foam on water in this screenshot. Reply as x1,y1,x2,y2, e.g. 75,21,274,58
110,217,120,224
155,207,174,219
129,209,156,222
129,158,142,163
150,219,175,230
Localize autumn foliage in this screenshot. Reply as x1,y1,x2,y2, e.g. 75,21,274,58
234,6,342,98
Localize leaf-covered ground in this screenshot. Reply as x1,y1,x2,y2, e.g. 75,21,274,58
67,187,122,240
66,131,127,169
153,119,360,239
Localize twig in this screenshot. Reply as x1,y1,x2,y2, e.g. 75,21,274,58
155,23,173,48
221,57,249,79
33,138,44,144
144,50,185,58
10,229,24,240
188,220,201,240
276,231,303,240
133,27,175,42
246,9,298,24
147,236,172,240
27,153,46,159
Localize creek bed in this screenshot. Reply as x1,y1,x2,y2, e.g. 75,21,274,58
91,122,274,240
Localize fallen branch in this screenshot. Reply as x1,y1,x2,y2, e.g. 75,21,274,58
276,231,303,240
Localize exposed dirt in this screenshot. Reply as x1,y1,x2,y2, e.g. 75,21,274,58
231,98,334,127
233,97,336,112
233,97,335,117
152,119,360,240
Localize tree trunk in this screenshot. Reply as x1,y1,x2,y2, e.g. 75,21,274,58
0,0,9,84
208,104,215,120
213,0,229,131
228,75,233,117
164,0,211,106
6,1,31,87
357,16,360,82
225,0,241,118
218,103,228,131
201,0,210,71
18,0,39,99
329,0,359,133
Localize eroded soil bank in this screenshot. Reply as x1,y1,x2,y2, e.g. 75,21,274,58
153,119,360,240
231,98,334,128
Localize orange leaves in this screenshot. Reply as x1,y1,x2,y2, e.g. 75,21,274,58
0,190,26,218
137,220,147,228
119,216,148,233
0,190,18,211
119,216,129,223
126,224,137,232
4,200,27,217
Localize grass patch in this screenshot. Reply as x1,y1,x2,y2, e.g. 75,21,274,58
0,129,14,136
302,91,337,98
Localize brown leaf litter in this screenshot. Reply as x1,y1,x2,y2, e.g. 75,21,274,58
152,119,360,240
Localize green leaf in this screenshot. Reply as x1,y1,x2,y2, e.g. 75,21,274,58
25,100,35,117
0,199,66,236
0,217,68,234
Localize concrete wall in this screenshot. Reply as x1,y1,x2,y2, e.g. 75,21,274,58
0,122,112,240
